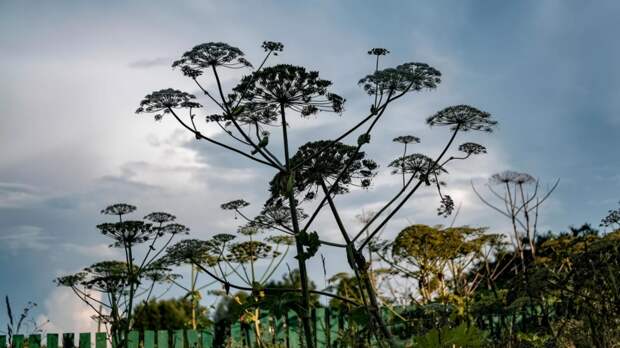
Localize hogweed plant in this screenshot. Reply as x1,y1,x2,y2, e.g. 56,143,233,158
136,41,498,347
55,204,187,346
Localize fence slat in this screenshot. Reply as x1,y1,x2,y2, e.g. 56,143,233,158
127,331,138,348
0,335,5,348
63,333,75,348
79,333,90,348
47,334,59,348
185,330,198,348
157,331,168,348
13,335,24,348
315,308,327,348
200,331,212,348
287,311,300,348
95,333,106,348
172,330,183,348
29,334,41,348
143,331,154,348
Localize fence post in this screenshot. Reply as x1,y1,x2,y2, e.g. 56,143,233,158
12,335,24,348
200,331,213,348
47,334,59,348
186,330,199,348
29,335,41,348
63,334,75,348
157,331,169,348
143,331,154,348
95,333,106,348
172,330,183,348
79,333,91,348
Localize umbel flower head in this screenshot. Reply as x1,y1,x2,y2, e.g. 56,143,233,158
172,42,252,78
269,141,378,201
144,212,176,224
458,142,487,155
221,199,251,211
136,89,202,121
388,153,447,177
164,239,221,267
426,105,497,132
368,48,390,56
358,62,441,96
101,203,136,216
490,171,535,185
227,241,273,263
393,135,421,145
231,64,345,118
261,41,284,54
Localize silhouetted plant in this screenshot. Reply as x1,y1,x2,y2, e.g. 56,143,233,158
55,204,186,346
136,41,497,347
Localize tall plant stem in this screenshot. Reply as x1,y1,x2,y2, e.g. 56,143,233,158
280,104,315,348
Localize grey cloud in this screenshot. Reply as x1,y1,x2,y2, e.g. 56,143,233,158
128,57,171,69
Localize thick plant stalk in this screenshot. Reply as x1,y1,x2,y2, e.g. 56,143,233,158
280,104,315,348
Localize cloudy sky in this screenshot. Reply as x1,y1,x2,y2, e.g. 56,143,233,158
1,0,619,333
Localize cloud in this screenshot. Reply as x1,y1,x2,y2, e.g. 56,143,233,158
37,287,99,333
0,183,44,208
0,225,52,251
128,57,171,69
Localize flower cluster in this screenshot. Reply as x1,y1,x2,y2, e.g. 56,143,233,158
388,153,447,178
426,105,496,132
269,141,378,201
135,89,201,121
231,64,345,118
490,171,535,185
458,142,487,155
172,42,252,78
358,62,441,96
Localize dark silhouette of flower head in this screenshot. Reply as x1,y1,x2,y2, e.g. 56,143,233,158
368,48,390,56
600,202,620,228
221,199,250,210
426,105,497,132
388,153,447,177
358,62,441,96
269,141,378,200
238,225,261,236
101,203,136,216
172,42,252,77
393,135,421,144
490,171,535,185
458,142,487,155
164,239,220,267
136,89,202,121
213,233,236,244
265,235,295,246
144,212,176,224
227,241,273,263
437,195,455,217
232,64,345,117
97,221,154,247
160,223,190,236
262,41,284,54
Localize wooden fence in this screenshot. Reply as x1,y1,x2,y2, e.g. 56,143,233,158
0,307,381,348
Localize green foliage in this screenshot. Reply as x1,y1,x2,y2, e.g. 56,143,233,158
132,298,211,331
410,324,488,348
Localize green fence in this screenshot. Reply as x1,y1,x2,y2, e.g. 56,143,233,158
0,307,370,348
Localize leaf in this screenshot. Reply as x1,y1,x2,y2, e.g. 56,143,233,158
357,133,371,146
295,231,320,261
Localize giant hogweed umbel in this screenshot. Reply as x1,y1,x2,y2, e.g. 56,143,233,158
136,41,497,347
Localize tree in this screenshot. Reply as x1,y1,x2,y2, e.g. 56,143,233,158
132,298,211,331
136,41,497,347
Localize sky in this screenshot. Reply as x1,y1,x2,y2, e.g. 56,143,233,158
1,0,619,333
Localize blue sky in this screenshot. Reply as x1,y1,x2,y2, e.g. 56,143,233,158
1,0,619,332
